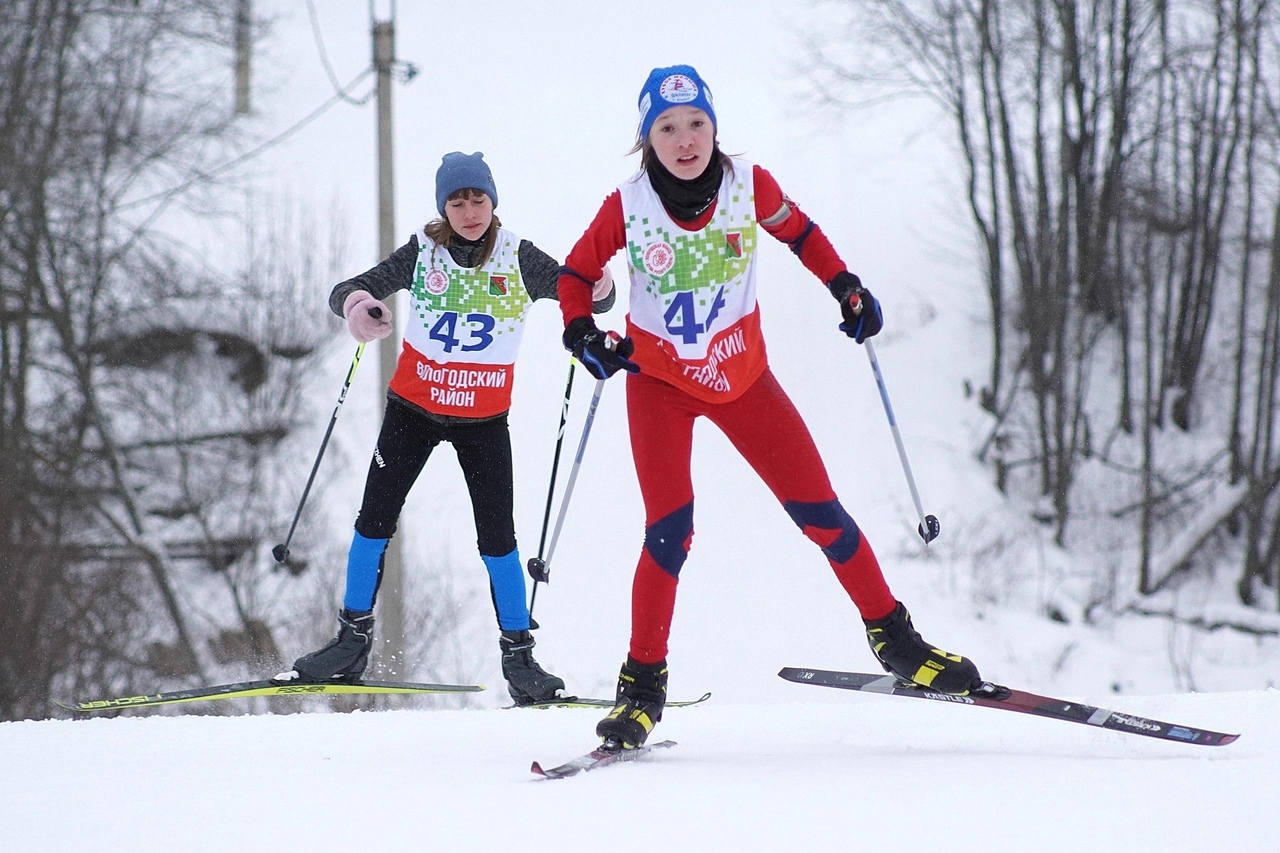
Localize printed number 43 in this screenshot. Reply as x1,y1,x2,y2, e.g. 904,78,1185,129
664,287,725,345
430,312,495,353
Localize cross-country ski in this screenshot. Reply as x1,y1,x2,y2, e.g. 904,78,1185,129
778,667,1239,747
531,740,677,780
57,679,484,713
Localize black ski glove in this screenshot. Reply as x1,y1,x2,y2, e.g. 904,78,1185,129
563,317,640,380
828,271,883,344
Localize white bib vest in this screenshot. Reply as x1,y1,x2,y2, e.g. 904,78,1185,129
390,227,531,418
620,158,767,401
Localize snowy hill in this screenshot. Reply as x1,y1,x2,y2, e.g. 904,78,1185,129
5,686,1273,850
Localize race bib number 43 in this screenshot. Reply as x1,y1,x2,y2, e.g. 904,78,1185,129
429,311,495,353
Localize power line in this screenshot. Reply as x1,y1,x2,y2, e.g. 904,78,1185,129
119,67,375,213
306,0,369,105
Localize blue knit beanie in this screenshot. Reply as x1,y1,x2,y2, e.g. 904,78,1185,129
435,151,498,215
637,65,716,141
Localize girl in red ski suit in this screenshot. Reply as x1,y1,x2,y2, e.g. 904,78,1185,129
557,65,984,750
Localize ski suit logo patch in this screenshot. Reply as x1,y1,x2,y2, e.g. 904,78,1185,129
643,241,675,276
423,269,449,295
726,232,742,257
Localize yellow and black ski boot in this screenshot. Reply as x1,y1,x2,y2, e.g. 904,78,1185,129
864,602,981,694
596,657,668,750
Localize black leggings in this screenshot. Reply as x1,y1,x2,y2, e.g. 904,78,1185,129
353,397,516,558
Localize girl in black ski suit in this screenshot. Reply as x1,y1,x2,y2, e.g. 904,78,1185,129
277,152,615,705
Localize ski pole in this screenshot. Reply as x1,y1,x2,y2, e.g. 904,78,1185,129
272,316,378,564
528,374,607,617
526,358,577,584
862,337,940,544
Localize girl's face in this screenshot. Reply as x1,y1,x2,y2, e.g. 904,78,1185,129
444,190,494,240
648,106,715,180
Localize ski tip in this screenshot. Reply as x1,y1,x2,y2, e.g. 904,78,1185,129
530,761,547,776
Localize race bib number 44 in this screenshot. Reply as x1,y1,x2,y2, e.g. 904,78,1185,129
663,286,726,345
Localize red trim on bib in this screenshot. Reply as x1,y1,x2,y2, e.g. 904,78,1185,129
627,308,767,404
390,341,515,418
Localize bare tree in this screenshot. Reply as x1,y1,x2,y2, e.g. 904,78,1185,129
0,1,341,719
804,0,1280,614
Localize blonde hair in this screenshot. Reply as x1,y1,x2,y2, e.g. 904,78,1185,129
423,188,502,267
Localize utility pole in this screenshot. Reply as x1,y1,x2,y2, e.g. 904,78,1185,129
233,0,252,115
372,7,405,677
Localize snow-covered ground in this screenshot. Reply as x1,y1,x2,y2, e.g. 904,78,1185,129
4,2,1277,849
6,688,1271,850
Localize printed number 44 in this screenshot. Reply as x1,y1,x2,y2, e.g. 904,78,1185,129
430,312,495,353
663,287,725,345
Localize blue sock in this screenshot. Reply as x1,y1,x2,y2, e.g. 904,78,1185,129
343,530,389,612
482,549,530,631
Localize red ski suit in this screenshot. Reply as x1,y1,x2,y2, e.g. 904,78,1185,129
560,163,897,665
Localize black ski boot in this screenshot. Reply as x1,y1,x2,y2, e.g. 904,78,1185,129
499,630,569,705
864,601,981,694
278,609,374,683
596,657,668,750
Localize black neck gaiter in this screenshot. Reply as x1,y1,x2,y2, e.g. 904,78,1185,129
647,152,724,222
446,234,487,268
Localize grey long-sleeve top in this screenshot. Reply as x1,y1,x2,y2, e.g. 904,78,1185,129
328,233,615,317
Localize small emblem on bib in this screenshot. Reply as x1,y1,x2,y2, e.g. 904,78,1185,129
424,269,449,295
488,275,508,296
726,232,742,258
643,241,675,276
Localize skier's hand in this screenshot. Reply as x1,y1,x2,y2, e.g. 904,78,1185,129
828,271,883,344
343,290,393,343
563,316,639,380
